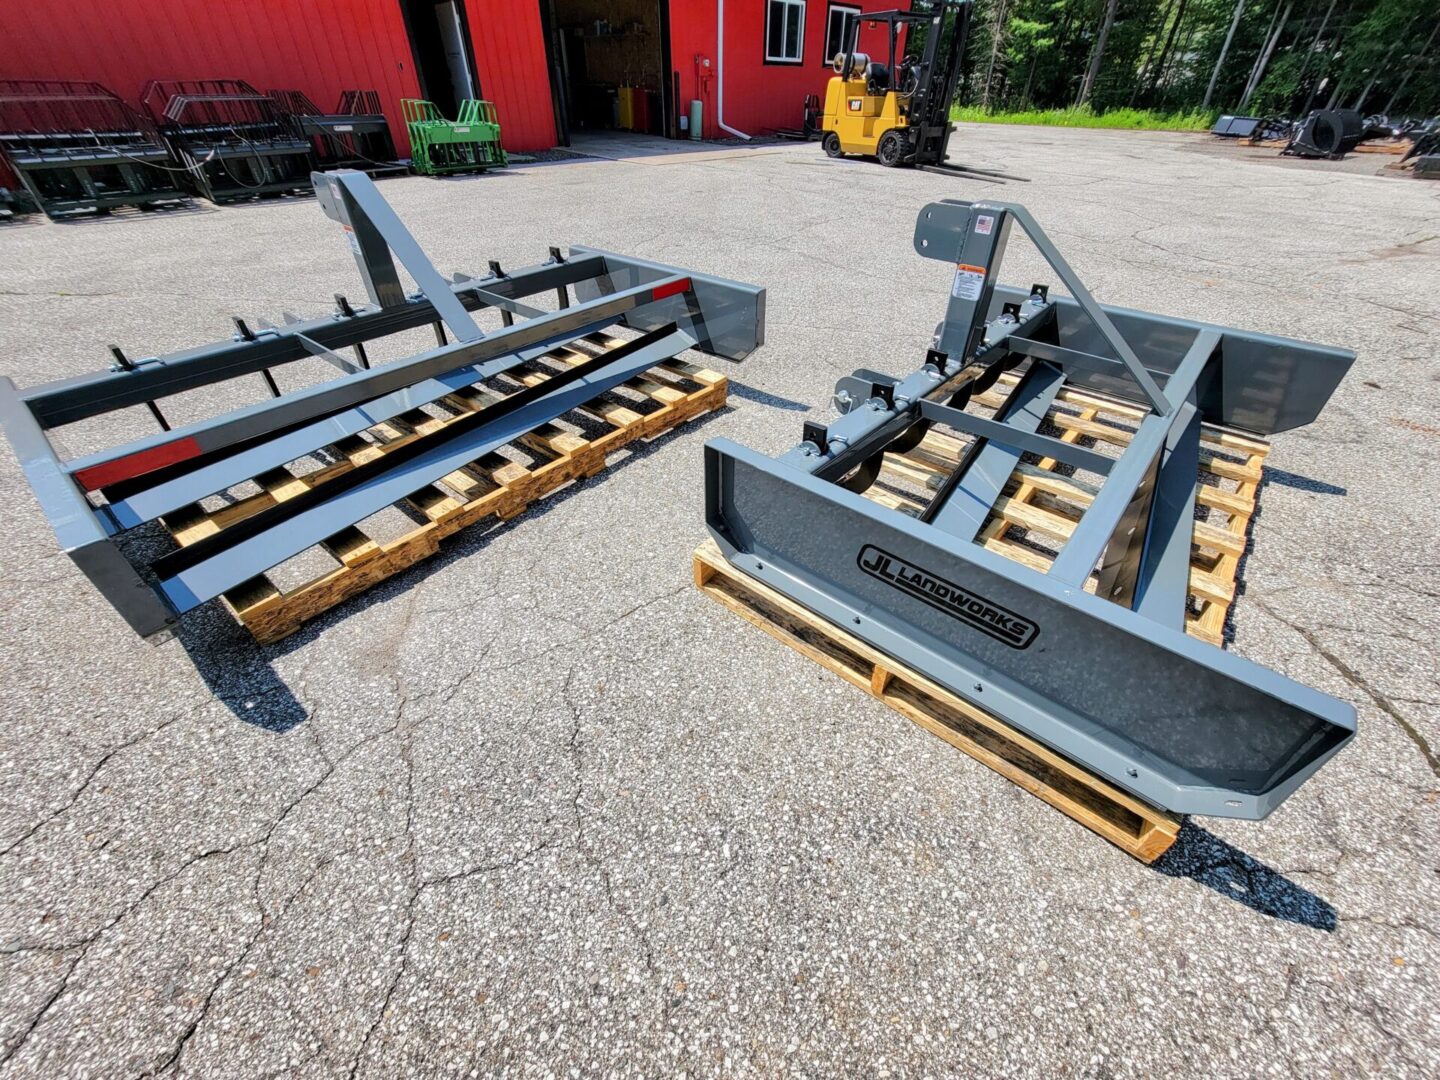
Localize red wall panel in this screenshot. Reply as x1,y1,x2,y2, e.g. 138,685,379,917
0,1,908,153
669,0,910,139
0,0,556,154
466,1,556,152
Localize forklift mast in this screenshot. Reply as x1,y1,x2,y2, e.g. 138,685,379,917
834,0,973,166
909,0,972,164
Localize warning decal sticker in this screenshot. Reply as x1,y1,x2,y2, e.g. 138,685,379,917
950,263,986,301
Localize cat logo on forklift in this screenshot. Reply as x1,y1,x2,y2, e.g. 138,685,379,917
848,99,863,111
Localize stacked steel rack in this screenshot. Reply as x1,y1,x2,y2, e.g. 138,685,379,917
141,79,314,203
268,88,406,177
403,99,507,176
0,80,187,218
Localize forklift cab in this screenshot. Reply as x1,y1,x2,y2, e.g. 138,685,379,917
820,0,971,167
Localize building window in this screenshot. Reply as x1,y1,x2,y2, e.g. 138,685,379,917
823,4,860,67
765,0,806,65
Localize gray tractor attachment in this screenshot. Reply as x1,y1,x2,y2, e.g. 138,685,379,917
1,170,763,643
703,199,1354,823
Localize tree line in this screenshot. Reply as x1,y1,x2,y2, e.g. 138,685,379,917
956,0,1438,118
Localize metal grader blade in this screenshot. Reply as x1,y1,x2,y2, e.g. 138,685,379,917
704,198,1355,820
1,170,764,641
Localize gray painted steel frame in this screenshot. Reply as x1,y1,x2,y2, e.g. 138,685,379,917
705,198,1356,820
0,170,765,641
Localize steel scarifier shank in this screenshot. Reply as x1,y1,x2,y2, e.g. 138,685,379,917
704,199,1356,820
0,170,764,642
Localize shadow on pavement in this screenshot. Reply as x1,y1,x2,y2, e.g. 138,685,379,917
1152,821,1337,932
1260,466,1347,496
174,605,308,732
726,381,811,412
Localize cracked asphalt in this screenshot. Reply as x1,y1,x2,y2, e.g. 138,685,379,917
0,125,1436,1077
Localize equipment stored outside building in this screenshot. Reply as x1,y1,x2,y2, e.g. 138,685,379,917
0,170,763,643
698,197,1355,842
0,80,188,218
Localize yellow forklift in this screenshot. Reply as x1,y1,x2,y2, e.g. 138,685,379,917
821,0,1019,181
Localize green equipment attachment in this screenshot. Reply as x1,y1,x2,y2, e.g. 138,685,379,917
402,98,508,176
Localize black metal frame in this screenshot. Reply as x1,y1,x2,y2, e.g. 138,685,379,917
0,80,188,218
268,89,407,177
141,80,315,203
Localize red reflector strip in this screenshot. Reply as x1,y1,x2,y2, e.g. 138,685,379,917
73,436,204,492
650,277,692,302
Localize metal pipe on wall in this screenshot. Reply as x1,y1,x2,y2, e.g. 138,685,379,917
715,0,751,140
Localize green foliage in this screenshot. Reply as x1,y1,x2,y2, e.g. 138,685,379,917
951,104,1218,129
953,0,1439,120
1247,51,1303,116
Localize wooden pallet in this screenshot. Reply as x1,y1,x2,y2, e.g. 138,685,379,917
163,336,727,643
865,371,1270,646
1352,141,1407,155
692,540,1182,862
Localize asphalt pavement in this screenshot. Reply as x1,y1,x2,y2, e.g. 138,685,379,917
0,124,1436,1077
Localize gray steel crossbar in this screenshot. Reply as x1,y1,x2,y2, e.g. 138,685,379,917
106,335,572,529
457,281,546,321
917,399,1116,477
65,274,682,486
779,304,1059,477
292,332,363,377
22,256,608,429
158,328,695,611
1004,335,1139,378
923,361,1066,541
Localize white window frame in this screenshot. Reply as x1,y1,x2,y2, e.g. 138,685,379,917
823,4,861,67
765,0,807,65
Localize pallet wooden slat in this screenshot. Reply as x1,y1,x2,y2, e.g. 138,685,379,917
692,540,1182,862
162,340,728,644
874,370,1271,648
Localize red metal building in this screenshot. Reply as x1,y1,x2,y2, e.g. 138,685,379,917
4,1,906,153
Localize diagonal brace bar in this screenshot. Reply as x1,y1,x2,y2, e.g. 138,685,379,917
989,202,1171,416
324,170,483,342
